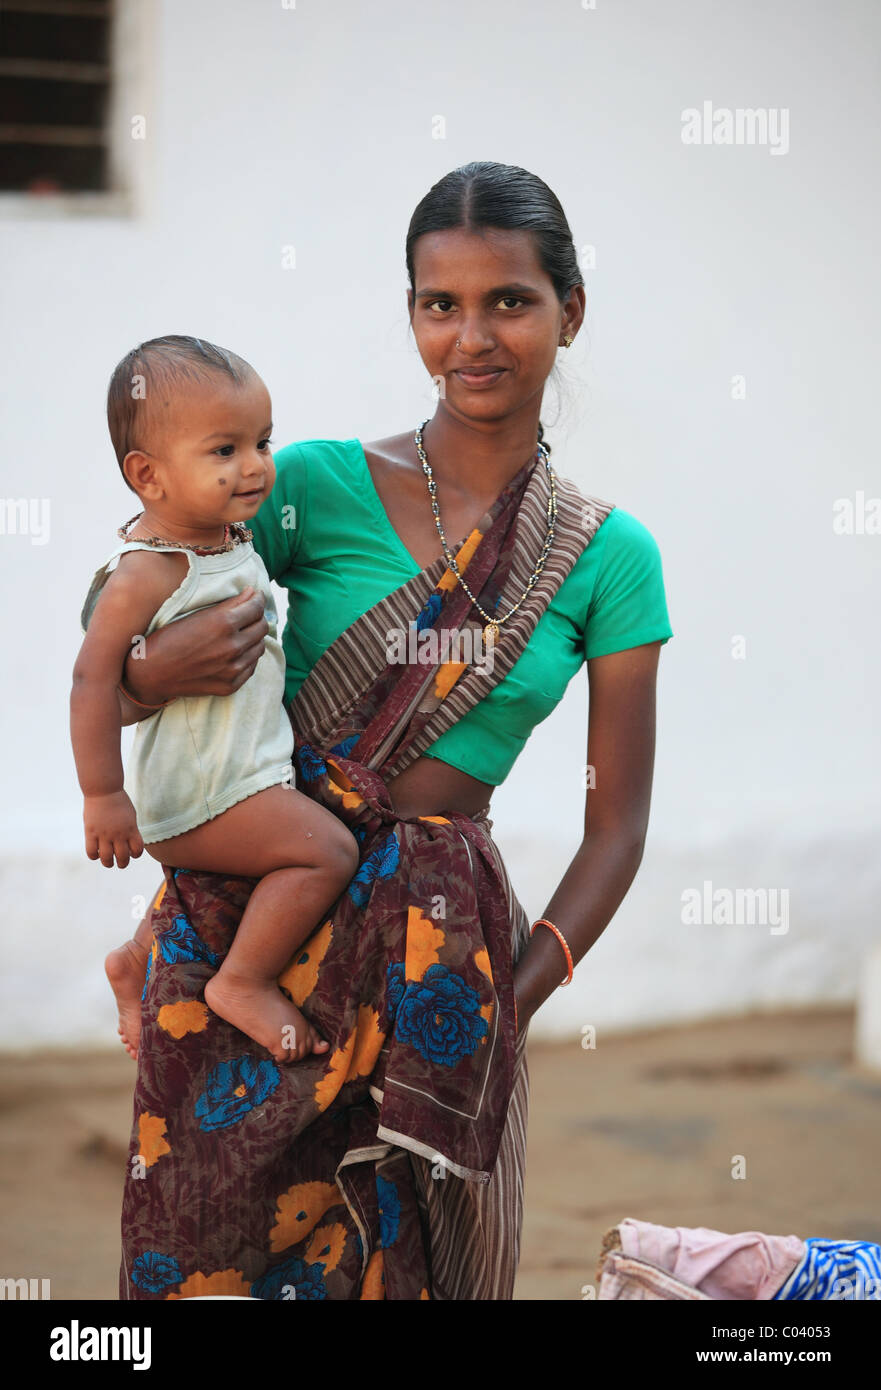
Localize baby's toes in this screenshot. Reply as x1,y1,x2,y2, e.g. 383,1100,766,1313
286,1031,310,1064
310,1029,330,1055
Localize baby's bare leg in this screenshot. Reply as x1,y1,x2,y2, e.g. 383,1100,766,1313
106,906,155,1060
146,785,359,1063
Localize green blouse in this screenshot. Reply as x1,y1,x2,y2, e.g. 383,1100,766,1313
249,438,673,787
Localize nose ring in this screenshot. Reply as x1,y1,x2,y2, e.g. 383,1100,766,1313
456,339,462,349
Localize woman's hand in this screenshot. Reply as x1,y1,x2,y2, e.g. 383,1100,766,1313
122,587,269,706
84,790,144,868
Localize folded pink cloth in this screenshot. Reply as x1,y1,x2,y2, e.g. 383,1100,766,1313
617,1218,806,1300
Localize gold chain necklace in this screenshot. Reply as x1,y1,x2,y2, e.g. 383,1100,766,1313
414,419,557,646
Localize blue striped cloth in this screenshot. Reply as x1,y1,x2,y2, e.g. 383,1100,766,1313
773,1238,881,1300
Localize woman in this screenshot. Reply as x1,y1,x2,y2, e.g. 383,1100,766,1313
113,161,673,1300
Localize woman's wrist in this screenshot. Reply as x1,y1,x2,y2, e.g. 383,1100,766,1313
513,925,573,1023
122,640,171,706
117,679,174,711
531,917,574,985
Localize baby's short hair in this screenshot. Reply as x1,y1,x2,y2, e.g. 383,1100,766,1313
107,334,257,493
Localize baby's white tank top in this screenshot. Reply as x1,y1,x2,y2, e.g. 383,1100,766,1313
80,525,294,844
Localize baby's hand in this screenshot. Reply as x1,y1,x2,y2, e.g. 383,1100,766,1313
84,791,145,868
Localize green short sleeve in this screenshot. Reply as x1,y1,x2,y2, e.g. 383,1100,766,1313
248,442,305,581
584,508,673,659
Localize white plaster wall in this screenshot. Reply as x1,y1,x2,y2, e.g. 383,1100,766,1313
1,0,879,1048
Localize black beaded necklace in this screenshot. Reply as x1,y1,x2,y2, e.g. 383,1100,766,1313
116,511,252,555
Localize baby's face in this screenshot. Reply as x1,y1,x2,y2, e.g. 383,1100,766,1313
145,372,275,525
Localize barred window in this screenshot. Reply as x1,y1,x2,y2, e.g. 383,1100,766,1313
0,0,114,194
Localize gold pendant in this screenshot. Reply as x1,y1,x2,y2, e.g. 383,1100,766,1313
484,620,500,646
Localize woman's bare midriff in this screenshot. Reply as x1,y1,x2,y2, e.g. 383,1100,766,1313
384,755,494,820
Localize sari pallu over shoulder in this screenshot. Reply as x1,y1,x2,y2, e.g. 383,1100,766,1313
120,454,614,1301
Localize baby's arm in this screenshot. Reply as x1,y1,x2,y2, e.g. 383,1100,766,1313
71,550,188,867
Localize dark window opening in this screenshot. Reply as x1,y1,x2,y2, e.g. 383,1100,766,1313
0,0,114,195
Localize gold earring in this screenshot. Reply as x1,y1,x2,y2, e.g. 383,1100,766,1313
562,334,574,348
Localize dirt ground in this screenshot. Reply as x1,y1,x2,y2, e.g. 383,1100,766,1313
1,1007,879,1301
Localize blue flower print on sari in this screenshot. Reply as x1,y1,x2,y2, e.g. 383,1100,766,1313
194,1055,281,1132
415,593,442,631
376,1176,401,1249
395,964,488,1067
131,1250,182,1294
347,830,400,907
141,947,153,1003
385,962,406,1022
329,734,361,759
157,914,219,968
250,1257,327,1301
296,742,327,782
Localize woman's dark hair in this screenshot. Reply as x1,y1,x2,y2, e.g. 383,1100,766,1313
405,162,583,453
107,334,256,493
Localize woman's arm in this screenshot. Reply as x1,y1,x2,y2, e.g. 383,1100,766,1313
118,586,270,724
513,641,662,1031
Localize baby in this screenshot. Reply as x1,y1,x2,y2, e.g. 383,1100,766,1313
70,335,360,1065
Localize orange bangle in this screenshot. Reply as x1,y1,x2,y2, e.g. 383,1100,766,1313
117,680,176,711
530,917,574,986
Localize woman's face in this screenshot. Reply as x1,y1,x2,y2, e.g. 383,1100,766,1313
408,225,584,430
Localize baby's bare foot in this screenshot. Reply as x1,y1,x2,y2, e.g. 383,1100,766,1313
204,972,329,1064
105,940,148,1060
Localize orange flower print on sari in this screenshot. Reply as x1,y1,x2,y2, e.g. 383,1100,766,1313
474,948,495,1042
166,1268,250,1299
474,947,493,983
269,1180,341,1253
278,918,333,1006
323,758,366,813
157,999,209,1039
405,905,446,982
313,1029,356,1113
137,1113,170,1168
359,1249,385,1300
313,1004,387,1112
348,1004,386,1079
305,1222,347,1273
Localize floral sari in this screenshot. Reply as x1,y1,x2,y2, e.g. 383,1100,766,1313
120,450,614,1300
